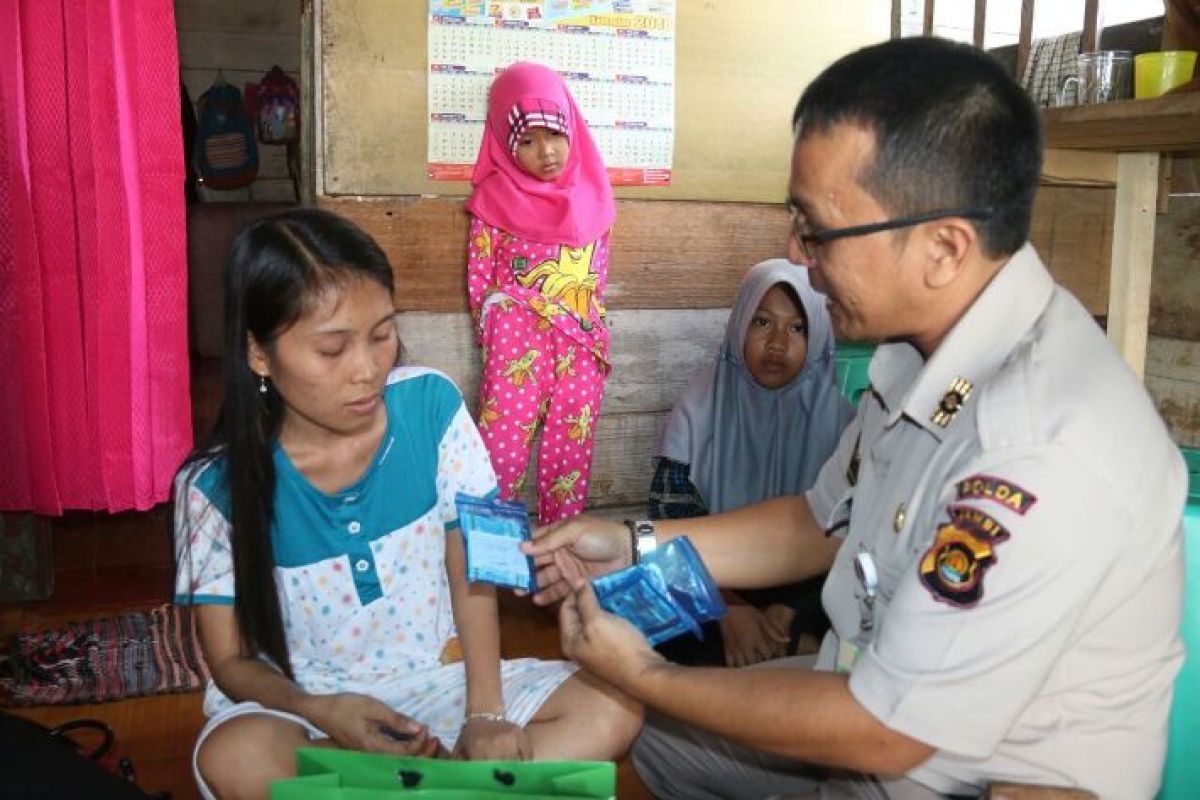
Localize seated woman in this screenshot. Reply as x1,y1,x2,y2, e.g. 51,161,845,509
174,208,641,800
649,258,854,667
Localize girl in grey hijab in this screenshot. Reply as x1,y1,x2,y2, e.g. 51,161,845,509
650,258,854,666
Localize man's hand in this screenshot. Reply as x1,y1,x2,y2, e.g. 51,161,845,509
558,579,665,689
521,514,630,605
720,603,791,667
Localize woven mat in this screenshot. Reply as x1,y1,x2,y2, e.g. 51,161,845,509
0,604,210,706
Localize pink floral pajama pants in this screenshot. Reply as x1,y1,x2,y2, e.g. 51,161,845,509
476,303,606,524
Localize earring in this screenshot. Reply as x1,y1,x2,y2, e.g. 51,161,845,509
258,375,268,394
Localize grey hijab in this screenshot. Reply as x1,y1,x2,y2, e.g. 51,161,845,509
658,259,853,513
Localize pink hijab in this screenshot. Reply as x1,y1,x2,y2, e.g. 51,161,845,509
465,62,615,247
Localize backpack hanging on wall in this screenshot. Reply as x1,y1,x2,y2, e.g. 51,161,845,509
253,65,300,145
194,73,258,190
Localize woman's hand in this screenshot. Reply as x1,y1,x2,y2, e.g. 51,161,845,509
303,692,440,757
453,715,532,761
719,603,790,667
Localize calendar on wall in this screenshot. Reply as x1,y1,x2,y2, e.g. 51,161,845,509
427,0,675,186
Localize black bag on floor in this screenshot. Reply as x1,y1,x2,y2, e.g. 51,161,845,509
0,712,160,799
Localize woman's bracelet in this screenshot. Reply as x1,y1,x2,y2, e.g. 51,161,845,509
463,710,507,725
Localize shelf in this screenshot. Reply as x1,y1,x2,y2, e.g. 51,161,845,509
1043,92,1200,152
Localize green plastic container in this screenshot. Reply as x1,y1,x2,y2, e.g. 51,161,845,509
1160,446,1200,799
834,341,875,405
1183,447,1200,504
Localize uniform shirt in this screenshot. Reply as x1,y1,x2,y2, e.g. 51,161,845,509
807,244,1185,798
173,367,499,716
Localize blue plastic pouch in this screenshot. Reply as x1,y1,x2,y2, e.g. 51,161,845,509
454,492,537,594
644,536,727,626
591,535,723,645
593,562,701,646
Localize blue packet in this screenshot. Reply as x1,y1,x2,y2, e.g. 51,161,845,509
593,562,701,646
591,535,724,645
454,492,537,594
643,537,727,626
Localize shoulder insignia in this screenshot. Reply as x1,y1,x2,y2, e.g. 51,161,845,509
956,474,1037,515
931,376,973,428
919,516,1010,607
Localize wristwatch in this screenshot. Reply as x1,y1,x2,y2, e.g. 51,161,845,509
625,519,658,565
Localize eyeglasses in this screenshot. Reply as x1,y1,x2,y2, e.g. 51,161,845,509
786,202,994,263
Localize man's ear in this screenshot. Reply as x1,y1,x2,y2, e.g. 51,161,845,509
247,333,270,378
922,217,978,290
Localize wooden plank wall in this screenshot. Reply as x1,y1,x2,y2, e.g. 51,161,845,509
1146,194,1200,447
320,185,1122,513
327,191,1114,316
316,0,886,202
395,308,726,511
328,198,791,312
324,196,788,514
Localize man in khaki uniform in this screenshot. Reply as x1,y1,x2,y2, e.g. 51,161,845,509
525,37,1186,799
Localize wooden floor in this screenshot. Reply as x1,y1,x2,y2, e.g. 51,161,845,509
0,507,207,799
0,359,653,799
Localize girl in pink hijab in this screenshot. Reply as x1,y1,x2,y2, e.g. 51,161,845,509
465,62,615,523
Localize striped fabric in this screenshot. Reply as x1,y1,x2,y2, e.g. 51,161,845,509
506,98,569,155
203,132,250,169
0,604,209,706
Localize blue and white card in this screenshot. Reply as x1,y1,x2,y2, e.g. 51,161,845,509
455,492,537,593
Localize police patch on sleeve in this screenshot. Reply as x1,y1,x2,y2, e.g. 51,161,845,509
918,510,1011,607
956,474,1037,515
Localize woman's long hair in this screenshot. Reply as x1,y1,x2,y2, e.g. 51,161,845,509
181,208,396,678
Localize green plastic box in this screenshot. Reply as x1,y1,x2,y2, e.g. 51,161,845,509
1183,447,1200,504
1160,446,1200,799
834,341,874,405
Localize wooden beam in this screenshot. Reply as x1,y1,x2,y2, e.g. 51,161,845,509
1043,94,1200,151
923,0,935,36
973,0,987,48
1107,152,1161,379
1081,0,1101,53
1016,0,1035,81
1042,149,1118,186
300,0,316,204
1158,155,1173,215
321,197,787,313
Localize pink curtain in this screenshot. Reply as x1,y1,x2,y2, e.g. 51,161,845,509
0,0,192,514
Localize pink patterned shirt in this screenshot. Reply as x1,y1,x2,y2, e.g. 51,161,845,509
466,216,611,367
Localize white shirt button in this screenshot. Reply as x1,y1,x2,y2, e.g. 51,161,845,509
355,559,370,572
343,495,357,504
347,521,361,534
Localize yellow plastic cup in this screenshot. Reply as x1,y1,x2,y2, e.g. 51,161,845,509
1135,51,1197,98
